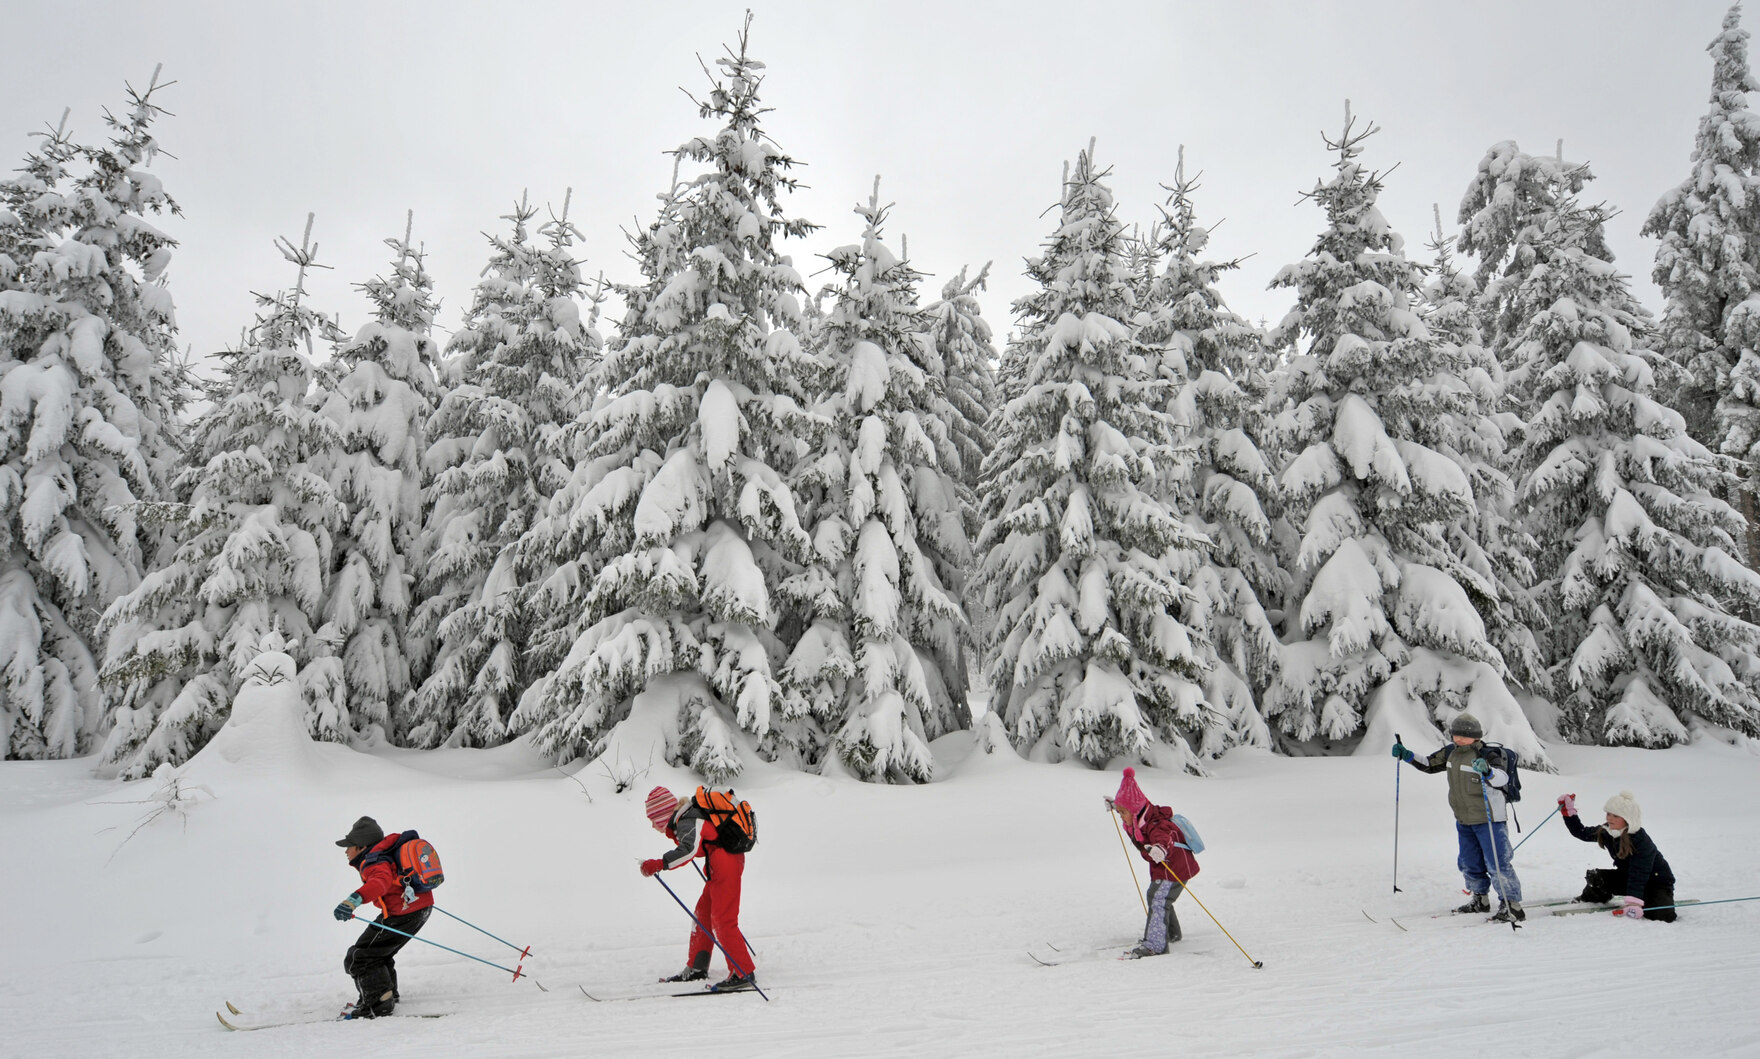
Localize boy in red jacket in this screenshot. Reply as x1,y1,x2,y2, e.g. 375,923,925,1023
1106,767,1200,959
333,816,433,1019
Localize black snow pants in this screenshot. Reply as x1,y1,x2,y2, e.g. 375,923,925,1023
1581,869,1677,922
344,906,432,1012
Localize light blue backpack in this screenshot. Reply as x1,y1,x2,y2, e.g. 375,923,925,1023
1172,813,1205,855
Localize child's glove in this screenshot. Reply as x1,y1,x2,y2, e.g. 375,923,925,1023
333,893,364,921
1103,796,1115,812
1557,793,1577,816
1146,844,1167,863
1391,741,1410,761
1471,757,1491,775
640,858,665,877
1615,896,1644,921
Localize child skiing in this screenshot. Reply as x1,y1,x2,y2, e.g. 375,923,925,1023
1393,712,1526,922
641,786,757,992
1558,790,1678,922
1105,767,1200,958
333,816,433,1019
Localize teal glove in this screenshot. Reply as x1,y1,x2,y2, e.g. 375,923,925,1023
333,893,364,921
1471,757,1491,775
1391,741,1408,760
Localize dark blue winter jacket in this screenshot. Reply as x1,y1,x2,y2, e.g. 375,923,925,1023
1563,813,1675,898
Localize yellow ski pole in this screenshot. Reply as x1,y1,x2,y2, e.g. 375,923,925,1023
1110,807,1149,915
1160,865,1264,969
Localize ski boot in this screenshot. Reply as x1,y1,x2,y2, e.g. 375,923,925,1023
1454,892,1491,914
1489,900,1525,924
709,971,757,993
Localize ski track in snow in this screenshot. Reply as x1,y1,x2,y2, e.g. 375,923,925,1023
3,736,1758,1057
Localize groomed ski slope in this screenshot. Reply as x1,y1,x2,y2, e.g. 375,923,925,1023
3,710,1757,1058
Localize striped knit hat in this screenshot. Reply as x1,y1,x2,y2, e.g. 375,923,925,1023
645,786,678,828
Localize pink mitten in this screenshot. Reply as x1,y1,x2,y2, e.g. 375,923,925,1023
1615,896,1644,921
1557,793,1577,816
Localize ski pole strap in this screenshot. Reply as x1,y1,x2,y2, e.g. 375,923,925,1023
1110,809,1149,915
432,906,530,956
651,875,770,1002
1510,805,1560,856
345,913,546,991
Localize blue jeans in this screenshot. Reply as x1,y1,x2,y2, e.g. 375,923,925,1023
1456,821,1522,903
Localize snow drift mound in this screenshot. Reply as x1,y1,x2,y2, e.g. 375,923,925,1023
178,650,321,777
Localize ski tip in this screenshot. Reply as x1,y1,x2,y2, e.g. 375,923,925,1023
579,986,601,1002
225,1001,241,1015
216,1012,240,1031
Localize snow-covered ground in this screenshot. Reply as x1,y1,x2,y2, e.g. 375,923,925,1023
4,676,1758,1058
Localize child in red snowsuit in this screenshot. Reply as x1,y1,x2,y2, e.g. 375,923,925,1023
1106,767,1200,958
641,786,756,992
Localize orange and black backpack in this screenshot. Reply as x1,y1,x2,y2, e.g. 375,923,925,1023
365,831,446,899
691,787,757,854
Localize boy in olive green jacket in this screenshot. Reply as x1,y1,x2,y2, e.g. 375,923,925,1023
1393,712,1525,923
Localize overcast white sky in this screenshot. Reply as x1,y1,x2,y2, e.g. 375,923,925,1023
1,1,1742,362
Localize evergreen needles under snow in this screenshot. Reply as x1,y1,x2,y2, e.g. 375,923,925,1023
408,195,598,749
97,218,345,777
511,20,820,777
313,216,442,743
1262,114,1541,762
781,182,972,782
976,144,1214,772
1464,141,1760,746
0,73,186,760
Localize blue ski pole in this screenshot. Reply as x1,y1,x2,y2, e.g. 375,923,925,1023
343,913,546,990
431,906,535,979
691,860,758,956
652,873,769,1001
1510,804,1561,857
1480,779,1517,931
1641,896,1760,913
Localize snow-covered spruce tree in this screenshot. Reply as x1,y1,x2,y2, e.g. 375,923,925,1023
1644,4,1760,564
1463,143,1760,745
1140,149,1283,754
1418,206,1546,693
923,263,1000,523
781,183,971,781
1261,113,1539,759
98,218,346,776
407,194,598,748
510,21,820,776
314,214,442,741
0,72,187,760
975,144,1213,771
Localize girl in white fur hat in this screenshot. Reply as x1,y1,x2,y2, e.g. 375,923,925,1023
1555,789,1678,922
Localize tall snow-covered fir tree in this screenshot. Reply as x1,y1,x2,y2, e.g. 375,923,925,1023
1463,142,1760,745
1262,114,1540,759
408,194,598,748
923,263,999,531
0,73,187,760
1644,3,1760,565
510,20,820,776
1418,206,1546,693
781,183,971,782
98,218,346,776
1140,149,1283,754
314,214,442,741
975,144,1214,771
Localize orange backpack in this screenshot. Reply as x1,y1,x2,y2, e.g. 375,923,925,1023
691,787,757,854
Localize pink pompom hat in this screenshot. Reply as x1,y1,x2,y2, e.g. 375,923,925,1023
1114,767,1149,816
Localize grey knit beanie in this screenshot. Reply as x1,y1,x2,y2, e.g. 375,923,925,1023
1447,712,1484,739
